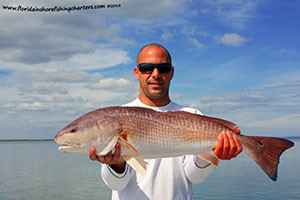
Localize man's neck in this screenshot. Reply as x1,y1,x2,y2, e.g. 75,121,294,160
138,96,171,107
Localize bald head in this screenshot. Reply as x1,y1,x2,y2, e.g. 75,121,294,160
136,43,172,65
134,43,174,107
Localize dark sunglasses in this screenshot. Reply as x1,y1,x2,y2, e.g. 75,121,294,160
137,63,172,74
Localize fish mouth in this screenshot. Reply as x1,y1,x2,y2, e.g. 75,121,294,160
57,143,75,152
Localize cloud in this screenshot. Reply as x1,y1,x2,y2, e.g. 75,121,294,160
0,2,131,66
67,49,132,70
52,95,84,103
161,28,173,40
16,69,137,104
0,14,118,65
23,69,104,83
82,102,100,110
88,77,138,92
19,82,68,95
193,94,269,115
243,114,300,136
189,38,204,49
195,78,300,116
18,102,47,111
220,33,247,46
108,0,189,20
3,101,48,111
1,0,298,140
199,0,258,29
245,114,300,129
1,47,133,71
0,0,192,67
0,67,138,122
170,93,183,100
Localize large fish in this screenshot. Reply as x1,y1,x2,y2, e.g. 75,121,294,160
55,106,294,181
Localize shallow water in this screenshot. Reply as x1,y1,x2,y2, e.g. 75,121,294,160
192,138,300,200
0,138,299,200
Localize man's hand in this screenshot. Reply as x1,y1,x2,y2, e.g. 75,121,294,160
89,142,126,173
213,130,243,160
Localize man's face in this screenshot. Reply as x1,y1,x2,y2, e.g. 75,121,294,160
134,47,174,101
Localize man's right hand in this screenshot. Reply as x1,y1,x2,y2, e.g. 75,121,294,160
89,142,126,174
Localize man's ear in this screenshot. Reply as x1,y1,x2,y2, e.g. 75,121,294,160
170,67,174,80
134,67,140,80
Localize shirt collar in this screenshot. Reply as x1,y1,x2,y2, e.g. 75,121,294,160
135,97,173,112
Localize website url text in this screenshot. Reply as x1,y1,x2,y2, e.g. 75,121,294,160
2,4,121,13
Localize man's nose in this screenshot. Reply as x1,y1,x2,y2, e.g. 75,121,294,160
151,67,160,78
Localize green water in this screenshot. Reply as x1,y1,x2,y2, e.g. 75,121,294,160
0,139,299,200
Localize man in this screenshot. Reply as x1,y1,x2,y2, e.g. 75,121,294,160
90,43,242,199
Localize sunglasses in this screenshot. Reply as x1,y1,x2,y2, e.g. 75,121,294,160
137,63,172,74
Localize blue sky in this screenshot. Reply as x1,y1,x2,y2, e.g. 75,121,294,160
0,0,300,139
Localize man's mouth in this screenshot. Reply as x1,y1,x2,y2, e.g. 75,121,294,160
149,82,162,86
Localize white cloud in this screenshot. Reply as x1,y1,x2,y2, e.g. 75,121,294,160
1,47,133,71
200,0,258,29
67,49,132,70
23,70,104,83
245,114,300,130
3,103,14,109
88,77,137,92
15,70,138,106
1,0,298,140
191,94,268,115
83,102,98,110
0,66,138,124
161,28,173,40
19,82,68,95
18,102,47,111
0,2,131,66
0,0,192,67
55,103,73,109
3,101,48,111
189,38,204,49
170,93,183,100
220,33,247,46
52,95,84,103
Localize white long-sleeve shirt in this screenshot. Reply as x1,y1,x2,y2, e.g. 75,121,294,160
101,98,215,200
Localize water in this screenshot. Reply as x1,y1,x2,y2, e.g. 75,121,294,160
0,141,111,200
192,137,300,200
0,139,299,200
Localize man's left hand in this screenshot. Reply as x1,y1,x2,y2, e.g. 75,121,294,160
213,130,243,160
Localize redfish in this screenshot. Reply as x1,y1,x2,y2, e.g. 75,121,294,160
55,106,294,181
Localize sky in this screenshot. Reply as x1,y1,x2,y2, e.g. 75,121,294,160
0,0,300,139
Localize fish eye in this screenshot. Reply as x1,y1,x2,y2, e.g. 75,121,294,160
70,128,77,133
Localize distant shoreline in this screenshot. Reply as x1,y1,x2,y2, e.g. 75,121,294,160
0,139,54,143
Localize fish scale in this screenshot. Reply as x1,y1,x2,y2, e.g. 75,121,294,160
110,109,208,159
55,106,294,181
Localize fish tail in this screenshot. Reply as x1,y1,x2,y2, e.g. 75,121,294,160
243,136,294,181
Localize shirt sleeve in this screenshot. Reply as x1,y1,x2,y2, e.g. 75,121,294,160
101,163,131,190
183,155,215,184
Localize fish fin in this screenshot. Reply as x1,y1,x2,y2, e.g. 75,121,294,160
123,155,148,176
171,111,240,134
97,136,119,156
197,153,219,166
244,136,294,181
197,115,240,133
118,136,139,154
118,137,147,176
